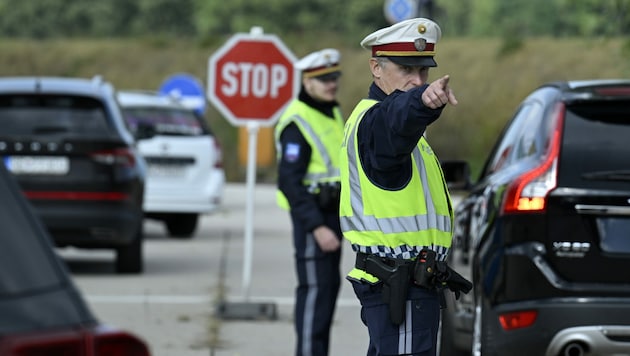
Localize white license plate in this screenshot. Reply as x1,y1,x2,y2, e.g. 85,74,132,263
147,164,185,178
4,156,70,175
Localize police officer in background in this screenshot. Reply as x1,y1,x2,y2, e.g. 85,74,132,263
274,48,345,356
339,18,469,356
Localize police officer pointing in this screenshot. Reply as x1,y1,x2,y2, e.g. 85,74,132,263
274,48,345,356
339,18,471,356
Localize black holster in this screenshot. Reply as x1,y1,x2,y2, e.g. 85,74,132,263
314,182,341,212
361,254,410,325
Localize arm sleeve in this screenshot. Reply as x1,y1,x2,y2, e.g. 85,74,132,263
358,85,444,189
277,123,326,232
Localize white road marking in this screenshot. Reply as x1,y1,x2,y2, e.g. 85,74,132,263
86,295,361,307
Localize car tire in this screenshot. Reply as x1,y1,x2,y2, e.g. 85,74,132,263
165,213,198,239
116,223,143,274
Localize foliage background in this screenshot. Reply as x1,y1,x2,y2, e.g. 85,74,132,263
1,0,630,181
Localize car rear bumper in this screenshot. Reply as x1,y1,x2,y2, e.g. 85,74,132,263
143,172,224,214
32,202,143,247
488,297,630,356
546,325,630,356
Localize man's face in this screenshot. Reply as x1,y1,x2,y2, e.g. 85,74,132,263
370,58,429,95
303,75,340,102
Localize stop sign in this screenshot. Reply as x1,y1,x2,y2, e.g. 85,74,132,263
207,30,299,127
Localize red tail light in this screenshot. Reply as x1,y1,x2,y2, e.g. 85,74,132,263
93,327,151,356
5,325,150,356
90,148,136,167
499,310,538,330
23,191,129,201
502,103,565,214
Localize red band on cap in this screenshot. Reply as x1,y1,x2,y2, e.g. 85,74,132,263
371,42,435,56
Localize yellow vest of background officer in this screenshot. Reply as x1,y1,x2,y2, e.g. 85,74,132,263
275,100,345,209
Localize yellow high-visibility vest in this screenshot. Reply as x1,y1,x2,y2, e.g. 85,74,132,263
274,99,345,210
340,99,453,283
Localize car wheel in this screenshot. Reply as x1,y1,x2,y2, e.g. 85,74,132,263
165,213,198,239
116,223,143,274
472,294,497,356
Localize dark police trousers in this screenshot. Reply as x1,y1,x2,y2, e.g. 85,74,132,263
291,210,342,356
350,280,440,356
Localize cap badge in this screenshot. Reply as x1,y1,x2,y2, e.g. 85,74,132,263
414,38,427,51
324,53,332,66
417,24,427,34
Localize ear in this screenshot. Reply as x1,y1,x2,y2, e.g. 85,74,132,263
369,58,381,79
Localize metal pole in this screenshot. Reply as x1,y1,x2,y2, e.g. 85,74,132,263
242,121,259,300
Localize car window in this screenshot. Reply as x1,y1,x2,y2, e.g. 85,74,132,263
0,95,112,136
483,101,544,176
121,106,209,137
558,100,630,190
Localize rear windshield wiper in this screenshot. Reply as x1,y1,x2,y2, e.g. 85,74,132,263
582,170,630,182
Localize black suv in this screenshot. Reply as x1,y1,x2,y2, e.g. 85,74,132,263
440,79,630,355
0,76,146,274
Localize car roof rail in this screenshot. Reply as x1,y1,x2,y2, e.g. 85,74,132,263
91,75,104,86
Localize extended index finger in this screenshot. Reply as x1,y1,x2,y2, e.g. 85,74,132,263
440,75,450,88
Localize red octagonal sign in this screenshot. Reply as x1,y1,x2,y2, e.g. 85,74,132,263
207,30,299,127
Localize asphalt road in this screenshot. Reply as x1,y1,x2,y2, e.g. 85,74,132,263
60,182,369,356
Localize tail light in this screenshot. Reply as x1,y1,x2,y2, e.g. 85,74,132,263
90,148,136,167
501,103,565,214
212,137,223,169
499,310,538,330
5,325,150,356
93,327,151,356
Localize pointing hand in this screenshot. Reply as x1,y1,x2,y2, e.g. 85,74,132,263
421,75,458,109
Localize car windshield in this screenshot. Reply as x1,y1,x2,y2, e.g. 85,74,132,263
122,107,205,137
0,94,111,136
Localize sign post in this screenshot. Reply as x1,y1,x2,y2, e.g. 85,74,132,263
207,26,299,320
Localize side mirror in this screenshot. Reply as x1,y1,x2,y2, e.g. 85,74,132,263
441,160,472,191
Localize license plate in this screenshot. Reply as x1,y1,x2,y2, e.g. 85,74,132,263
4,156,70,175
147,164,185,178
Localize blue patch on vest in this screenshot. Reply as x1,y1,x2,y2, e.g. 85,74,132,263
285,143,300,162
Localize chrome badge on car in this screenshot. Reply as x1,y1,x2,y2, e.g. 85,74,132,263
552,241,591,258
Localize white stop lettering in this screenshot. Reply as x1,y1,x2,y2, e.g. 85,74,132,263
221,62,288,98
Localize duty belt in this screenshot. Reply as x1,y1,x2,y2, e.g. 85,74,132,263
354,250,473,325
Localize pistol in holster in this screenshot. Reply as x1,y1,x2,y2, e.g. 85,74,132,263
363,255,411,325
413,249,473,300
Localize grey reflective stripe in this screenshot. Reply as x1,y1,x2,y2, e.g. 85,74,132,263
301,232,317,356
399,300,413,354
340,108,452,246
290,114,339,183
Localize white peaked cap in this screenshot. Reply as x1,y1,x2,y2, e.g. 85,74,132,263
295,48,341,78
360,18,441,67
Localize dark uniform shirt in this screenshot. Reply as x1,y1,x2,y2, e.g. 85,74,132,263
357,82,444,189
277,88,340,232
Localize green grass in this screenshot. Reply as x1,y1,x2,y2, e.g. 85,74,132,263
2,36,629,181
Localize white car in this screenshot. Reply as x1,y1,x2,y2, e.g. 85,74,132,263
117,90,225,238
